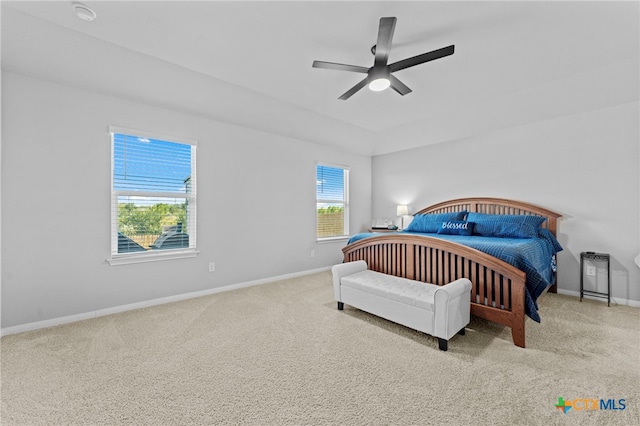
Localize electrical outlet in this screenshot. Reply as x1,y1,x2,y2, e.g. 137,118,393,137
208,262,215,272
310,250,315,258
586,265,596,276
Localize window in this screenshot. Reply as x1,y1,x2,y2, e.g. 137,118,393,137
108,126,197,265
316,163,349,239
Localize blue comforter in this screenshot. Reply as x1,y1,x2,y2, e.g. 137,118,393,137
347,229,563,322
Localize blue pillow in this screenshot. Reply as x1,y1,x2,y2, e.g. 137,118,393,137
437,221,474,236
538,228,564,252
405,211,467,233
467,212,546,239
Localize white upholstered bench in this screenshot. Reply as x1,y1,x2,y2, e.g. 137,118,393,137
332,260,472,351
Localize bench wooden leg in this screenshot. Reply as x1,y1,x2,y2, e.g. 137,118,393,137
438,338,448,351
337,302,344,310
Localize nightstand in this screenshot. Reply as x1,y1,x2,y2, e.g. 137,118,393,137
580,252,611,306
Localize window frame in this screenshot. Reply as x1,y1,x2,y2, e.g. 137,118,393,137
316,162,350,242
107,126,198,265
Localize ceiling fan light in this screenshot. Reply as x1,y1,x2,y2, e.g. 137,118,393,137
368,78,390,91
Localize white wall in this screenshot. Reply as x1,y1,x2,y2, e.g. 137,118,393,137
1,72,371,329
372,101,639,304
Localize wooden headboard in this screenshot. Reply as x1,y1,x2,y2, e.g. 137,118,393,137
415,197,562,236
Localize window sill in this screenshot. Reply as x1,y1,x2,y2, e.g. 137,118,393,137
316,236,350,244
107,249,199,266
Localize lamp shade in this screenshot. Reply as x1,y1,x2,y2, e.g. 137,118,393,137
396,205,409,216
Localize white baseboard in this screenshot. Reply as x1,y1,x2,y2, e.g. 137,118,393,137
556,289,640,308
0,266,332,337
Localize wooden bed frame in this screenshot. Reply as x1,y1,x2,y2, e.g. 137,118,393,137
342,197,562,348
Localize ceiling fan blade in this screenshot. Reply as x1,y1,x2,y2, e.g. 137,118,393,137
389,75,412,96
389,45,455,73
312,61,369,73
338,77,369,100
374,17,397,67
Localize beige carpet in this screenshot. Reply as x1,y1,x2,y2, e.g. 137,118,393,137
1,271,638,425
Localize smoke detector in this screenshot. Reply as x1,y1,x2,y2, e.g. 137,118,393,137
72,2,97,22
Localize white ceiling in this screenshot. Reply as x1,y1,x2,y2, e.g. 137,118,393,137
2,1,639,155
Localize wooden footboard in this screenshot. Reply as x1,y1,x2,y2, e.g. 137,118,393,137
342,234,528,347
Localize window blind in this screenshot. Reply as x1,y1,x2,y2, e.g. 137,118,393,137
110,129,196,257
316,164,349,238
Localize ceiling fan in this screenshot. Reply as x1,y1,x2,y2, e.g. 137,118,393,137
312,17,454,100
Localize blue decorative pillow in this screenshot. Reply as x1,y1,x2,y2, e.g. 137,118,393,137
405,211,467,233
437,221,474,236
467,212,546,239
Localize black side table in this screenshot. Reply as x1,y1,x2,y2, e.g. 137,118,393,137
580,252,611,306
